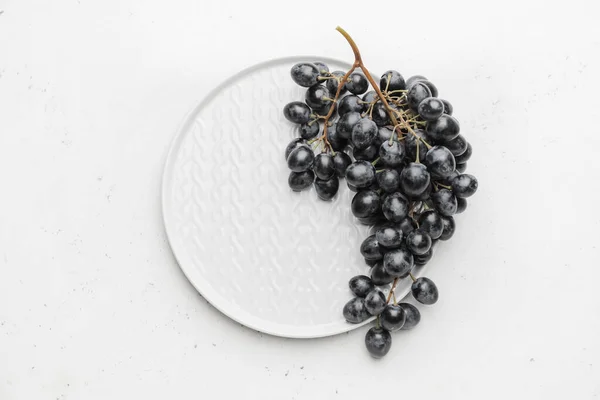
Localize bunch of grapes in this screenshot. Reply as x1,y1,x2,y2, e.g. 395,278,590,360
282,27,478,358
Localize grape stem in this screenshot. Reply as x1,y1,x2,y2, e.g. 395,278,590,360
386,278,399,304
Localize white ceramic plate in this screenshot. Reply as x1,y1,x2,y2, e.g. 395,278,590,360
162,56,430,338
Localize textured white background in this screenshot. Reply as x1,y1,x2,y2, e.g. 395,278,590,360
1,0,599,399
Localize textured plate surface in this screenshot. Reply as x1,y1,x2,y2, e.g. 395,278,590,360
162,56,430,338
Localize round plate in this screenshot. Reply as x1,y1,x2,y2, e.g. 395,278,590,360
162,56,430,338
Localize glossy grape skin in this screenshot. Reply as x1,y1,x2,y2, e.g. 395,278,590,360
399,303,421,330
414,247,434,266
345,160,376,188
414,182,432,201
332,151,352,177
418,97,445,121
305,85,332,110
287,145,315,172
374,126,395,147
365,258,379,267
371,262,394,286
431,188,458,216
312,101,336,117
411,277,439,305
379,141,405,168
338,95,364,115
440,99,453,115
365,327,392,358
325,123,348,152
451,174,478,198
351,190,381,219
439,215,456,241
360,234,384,261
426,114,460,142
362,90,378,104
407,82,432,111
455,142,472,164
442,134,468,157
383,247,414,278
299,122,320,140
404,129,430,163
406,229,432,255
314,176,339,200
326,71,347,95
283,101,312,124
313,154,335,180
375,225,403,249
419,80,438,97
291,63,320,87
371,102,391,127
349,275,376,298
456,162,467,173
284,138,307,160
353,144,379,162
288,170,315,191
352,118,378,149
399,217,417,235
377,169,400,193
382,192,409,222
406,75,427,88
380,70,406,92
455,197,467,214
400,162,431,197
346,72,369,95
313,61,329,74
365,289,387,315
337,111,362,139
343,297,371,323
419,210,444,240
380,304,407,331
425,146,456,178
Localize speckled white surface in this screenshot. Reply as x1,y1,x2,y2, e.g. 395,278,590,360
1,0,599,399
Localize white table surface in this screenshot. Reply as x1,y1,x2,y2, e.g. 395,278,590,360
1,0,599,398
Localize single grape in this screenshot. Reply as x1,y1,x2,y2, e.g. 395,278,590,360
288,170,315,191
406,75,427,88
414,182,432,201
377,169,400,193
312,101,336,117
424,146,456,178
360,234,384,261
375,225,403,249
362,90,378,104
326,123,348,151
426,114,460,142
418,210,444,239
380,304,406,331
407,82,432,111
326,71,347,96
379,140,405,168
439,215,456,241
291,63,320,87
451,174,478,198
352,118,378,149
374,126,396,147
283,101,312,124
370,262,394,286
346,72,369,95
343,297,371,323
400,162,431,197
399,217,417,235
349,275,376,298
314,176,339,200
351,190,381,219
365,327,392,358
365,289,387,316
305,85,332,110
419,80,438,97
287,145,315,172
411,277,439,305
440,99,453,115
380,70,406,92
456,162,467,173
345,160,376,188
371,102,391,127
455,142,472,164
406,229,432,255
299,122,320,140
418,97,445,121
338,95,364,115
414,247,433,266
332,151,352,177
455,197,467,214
313,61,329,74
382,192,409,222
284,138,307,160
313,153,336,180
337,111,362,139
399,303,421,330
383,247,414,278
404,129,430,162
365,258,379,267
431,188,457,216
353,144,379,162
442,134,468,157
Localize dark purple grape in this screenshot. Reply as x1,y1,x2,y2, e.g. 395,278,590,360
456,162,467,173
440,99,453,115
399,303,421,330
374,126,396,147
287,145,315,172
426,114,460,142
365,258,379,267
411,277,439,305
314,176,339,200
284,138,307,160
288,170,315,191
332,151,352,177
400,162,431,197
326,71,347,96
299,122,320,140
291,63,320,87
349,275,375,298
371,102,391,127
382,192,409,222
406,75,427,88
345,160,376,189
313,61,329,74
442,134,468,157
351,190,381,219
343,297,371,323
305,85,332,110
313,153,335,180
406,229,432,255
424,146,456,178
404,129,430,162
365,327,392,358
418,97,445,121
362,90,379,104
455,197,467,214
338,95,364,115
451,174,478,198
418,210,444,240
380,70,406,92
419,80,438,97
283,101,312,124
383,247,414,278
375,225,403,249
360,234,384,261
407,82,432,111
377,169,400,193
379,141,405,168
325,123,348,152
371,262,394,286
431,188,457,216
353,144,379,162
346,72,369,95
380,304,406,331
365,289,387,315
414,182,432,201
337,111,362,139
399,217,417,235
439,215,456,241
352,118,378,149
455,142,472,164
